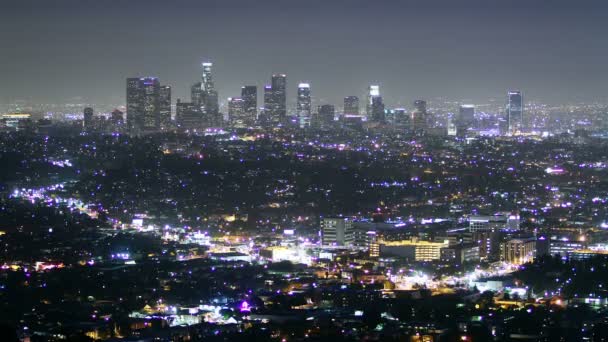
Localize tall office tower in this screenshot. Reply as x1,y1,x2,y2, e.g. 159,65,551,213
204,89,220,126
141,77,161,131
370,96,385,123
366,85,380,117
414,99,427,115
270,74,287,123
296,83,311,128
317,104,335,128
261,84,273,124
126,78,143,133
384,108,396,125
175,99,202,130
506,90,523,134
392,108,408,126
126,77,161,134
241,86,257,124
201,62,214,92
321,217,354,246
191,82,204,107
457,104,475,136
447,114,457,136
200,62,220,126
228,97,246,127
110,109,124,132
412,99,427,135
83,107,94,132
343,96,360,115
159,85,172,130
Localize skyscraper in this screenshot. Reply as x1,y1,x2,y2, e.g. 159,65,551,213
457,104,475,136
392,108,409,127
317,104,335,128
507,90,523,134
159,85,172,130
110,109,124,132
414,100,427,115
241,85,257,124
370,96,385,123
228,97,246,128
204,89,220,126
175,99,202,131
141,77,161,131
83,107,94,132
200,62,220,127
343,96,359,116
296,83,311,128
126,77,161,134
191,82,204,107
126,78,143,133
367,85,380,117
262,84,273,124
412,99,427,136
201,62,214,92
447,114,457,136
270,74,287,124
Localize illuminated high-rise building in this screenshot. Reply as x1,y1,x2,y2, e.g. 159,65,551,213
126,77,160,134
366,85,380,117
296,83,311,128
241,85,257,124
412,99,427,135
370,96,385,123
457,104,475,136
191,82,204,107
83,107,94,132
159,85,172,130
201,62,214,92
343,96,359,116
317,104,335,128
447,114,457,136
204,89,220,126
175,99,202,130
392,108,408,126
109,109,123,131
141,77,161,131
126,78,143,133
199,62,220,126
506,90,523,134
228,97,246,127
261,84,273,124
269,74,287,124
414,100,427,115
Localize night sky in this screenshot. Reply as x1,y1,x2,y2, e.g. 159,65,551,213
1,0,607,106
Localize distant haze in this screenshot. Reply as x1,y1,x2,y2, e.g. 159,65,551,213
1,0,607,106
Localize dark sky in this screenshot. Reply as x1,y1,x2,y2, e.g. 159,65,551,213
1,0,607,107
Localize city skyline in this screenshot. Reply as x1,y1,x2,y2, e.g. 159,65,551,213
3,2,608,340
1,0,608,105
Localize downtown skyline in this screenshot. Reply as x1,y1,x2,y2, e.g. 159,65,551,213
4,2,608,340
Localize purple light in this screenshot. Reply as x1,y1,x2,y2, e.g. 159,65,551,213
240,301,251,312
